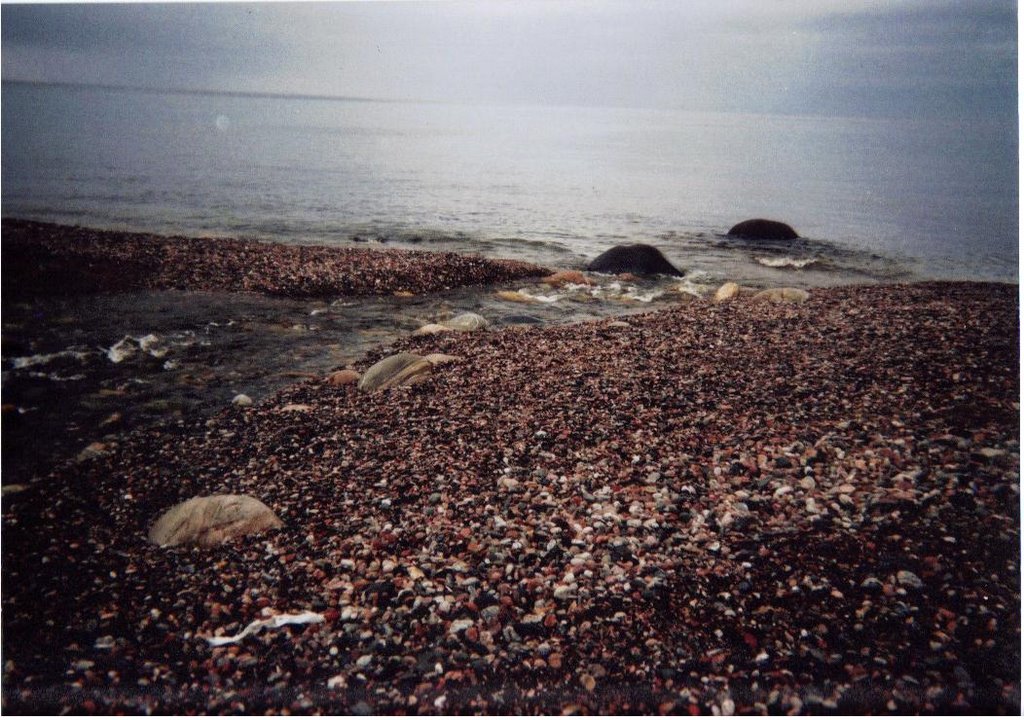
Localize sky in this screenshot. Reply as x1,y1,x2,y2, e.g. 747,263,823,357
0,0,1017,119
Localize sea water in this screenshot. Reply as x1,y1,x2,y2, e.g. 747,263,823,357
2,81,1018,283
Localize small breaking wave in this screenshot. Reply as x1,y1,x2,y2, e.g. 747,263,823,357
756,256,820,270
8,349,93,370
104,333,176,363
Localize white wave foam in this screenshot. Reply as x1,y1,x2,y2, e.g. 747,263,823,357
756,256,819,269
624,289,664,303
516,289,563,303
672,280,707,298
9,349,92,370
105,334,171,363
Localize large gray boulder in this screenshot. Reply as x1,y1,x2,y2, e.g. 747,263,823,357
727,219,799,240
358,352,433,392
586,244,683,277
148,494,282,548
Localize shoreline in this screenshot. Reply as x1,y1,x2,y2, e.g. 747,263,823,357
1,218,551,301
2,275,1019,713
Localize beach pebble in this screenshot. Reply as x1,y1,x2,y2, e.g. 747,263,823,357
714,282,741,303
413,323,452,336
753,288,810,304
897,570,924,589
232,394,253,406
325,369,361,386
76,442,109,462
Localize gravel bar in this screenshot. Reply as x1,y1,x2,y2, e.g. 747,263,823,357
2,281,1019,714
1,219,549,299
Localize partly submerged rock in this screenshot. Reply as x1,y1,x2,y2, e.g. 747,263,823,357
542,270,592,287
442,312,489,331
714,281,741,303
148,494,283,548
503,314,545,326
496,290,536,304
325,369,361,387
586,244,683,277
727,219,799,240
753,287,810,304
358,352,433,392
413,323,452,336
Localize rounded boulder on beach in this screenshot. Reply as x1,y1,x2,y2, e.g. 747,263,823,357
357,352,433,392
147,494,283,548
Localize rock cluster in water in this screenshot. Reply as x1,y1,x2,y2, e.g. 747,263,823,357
2,281,1018,714
1,219,550,300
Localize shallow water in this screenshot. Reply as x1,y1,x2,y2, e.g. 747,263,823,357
1,274,705,484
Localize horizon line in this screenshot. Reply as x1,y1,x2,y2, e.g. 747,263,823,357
1,78,417,105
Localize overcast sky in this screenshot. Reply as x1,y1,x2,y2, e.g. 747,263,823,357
1,0,1017,118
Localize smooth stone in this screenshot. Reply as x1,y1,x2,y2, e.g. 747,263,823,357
896,570,924,589
496,290,536,304
442,312,489,331
586,244,683,277
714,281,741,303
358,353,433,392
325,369,361,386
76,442,109,462
148,494,283,548
727,218,799,240
542,270,591,287
413,323,452,336
232,393,253,406
607,320,632,329
753,287,810,304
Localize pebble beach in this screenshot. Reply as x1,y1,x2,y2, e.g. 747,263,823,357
1,219,550,299
1,224,1019,715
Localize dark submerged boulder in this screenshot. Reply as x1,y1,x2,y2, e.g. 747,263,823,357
585,244,683,277
727,219,799,240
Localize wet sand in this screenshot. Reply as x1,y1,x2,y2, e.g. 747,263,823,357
1,274,1018,713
